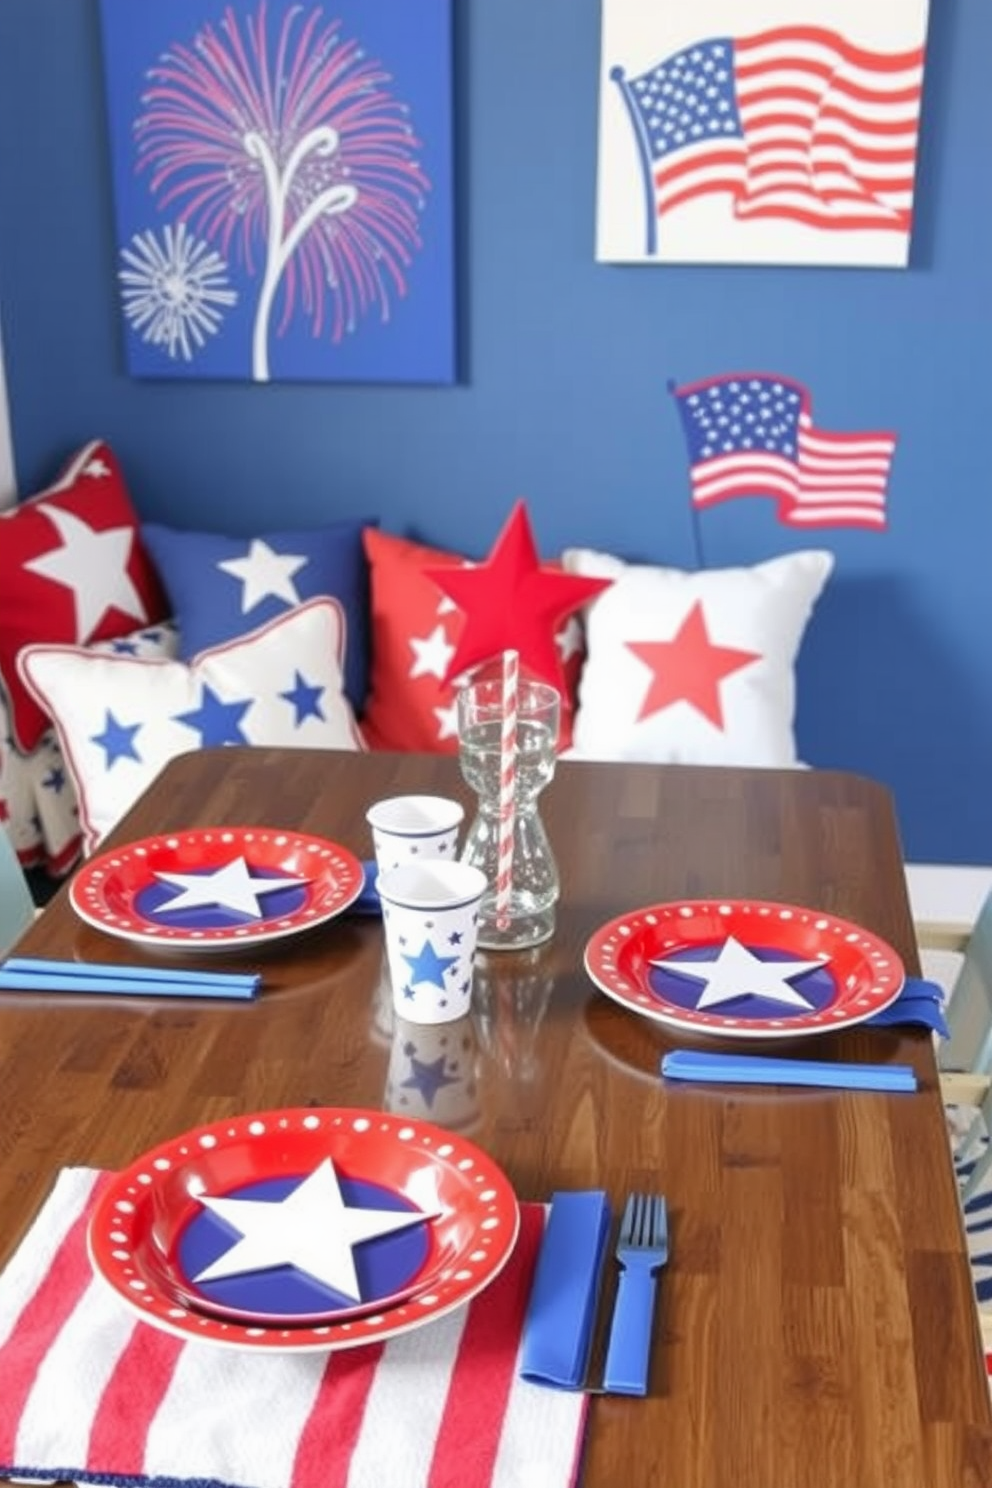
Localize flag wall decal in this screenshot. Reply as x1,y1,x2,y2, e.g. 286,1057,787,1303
670,373,897,529
596,0,930,267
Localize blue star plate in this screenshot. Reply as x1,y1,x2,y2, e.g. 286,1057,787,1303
69,826,365,950
584,898,905,1040
87,1107,519,1352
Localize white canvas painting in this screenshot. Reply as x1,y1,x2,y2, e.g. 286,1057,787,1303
596,0,931,266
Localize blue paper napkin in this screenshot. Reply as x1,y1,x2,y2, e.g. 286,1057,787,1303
866,976,949,1037
347,861,382,917
520,1190,612,1389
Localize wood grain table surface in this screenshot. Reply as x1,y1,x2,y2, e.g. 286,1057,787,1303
3,747,991,1487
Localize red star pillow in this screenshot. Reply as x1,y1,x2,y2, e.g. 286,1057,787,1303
361,521,600,753
0,441,169,754
561,548,834,765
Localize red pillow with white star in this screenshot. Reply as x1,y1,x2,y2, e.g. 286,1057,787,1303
0,441,169,753
361,518,599,753
561,548,833,766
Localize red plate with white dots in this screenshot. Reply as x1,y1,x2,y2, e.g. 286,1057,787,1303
87,1108,520,1352
69,827,364,949
584,899,904,1040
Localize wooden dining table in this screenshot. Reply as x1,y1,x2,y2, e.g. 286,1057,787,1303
3,746,991,1488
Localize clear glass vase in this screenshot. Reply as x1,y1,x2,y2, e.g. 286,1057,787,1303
456,671,560,951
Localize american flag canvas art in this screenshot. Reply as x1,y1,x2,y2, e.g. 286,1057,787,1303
671,372,897,528
596,0,930,266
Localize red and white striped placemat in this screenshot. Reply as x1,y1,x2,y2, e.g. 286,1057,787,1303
0,1168,589,1488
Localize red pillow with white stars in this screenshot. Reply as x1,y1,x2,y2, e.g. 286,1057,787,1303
0,440,169,754
361,521,596,753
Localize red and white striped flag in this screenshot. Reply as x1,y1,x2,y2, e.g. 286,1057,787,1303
612,25,925,252
0,1169,587,1488
672,373,896,529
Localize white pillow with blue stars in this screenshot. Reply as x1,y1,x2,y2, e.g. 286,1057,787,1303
18,597,363,855
3,620,180,875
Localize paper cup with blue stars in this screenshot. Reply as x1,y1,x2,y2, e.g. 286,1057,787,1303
366,794,465,874
376,860,487,1025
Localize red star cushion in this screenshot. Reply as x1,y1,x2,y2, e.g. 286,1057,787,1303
0,442,169,753
360,525,592,753
562,547,834,766
421,501,611,692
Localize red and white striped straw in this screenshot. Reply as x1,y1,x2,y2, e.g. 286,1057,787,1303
495,648,519,928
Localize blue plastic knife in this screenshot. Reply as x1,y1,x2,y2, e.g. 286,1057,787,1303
660,1049,917,1091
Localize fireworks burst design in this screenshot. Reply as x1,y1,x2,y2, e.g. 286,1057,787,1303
119,221,237,362
133,2,431,380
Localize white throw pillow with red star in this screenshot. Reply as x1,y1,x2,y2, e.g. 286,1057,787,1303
0,441,169,754
18,599,363,855
561,549,833,766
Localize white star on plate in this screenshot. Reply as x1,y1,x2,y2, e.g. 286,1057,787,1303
216,539,308,613
409,623,456,681
192,1156,436,1300
651,935,824,1010
152,855,309,919
23,507,147,642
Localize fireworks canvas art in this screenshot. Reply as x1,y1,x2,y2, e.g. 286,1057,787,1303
98,0,455,383
596,0,930,266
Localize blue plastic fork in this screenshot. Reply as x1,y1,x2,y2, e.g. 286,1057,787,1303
602,1192,669,1396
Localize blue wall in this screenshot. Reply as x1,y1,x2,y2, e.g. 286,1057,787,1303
0,0,989,864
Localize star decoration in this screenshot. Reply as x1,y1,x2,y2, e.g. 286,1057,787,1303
400,1053,460,1108
409,623,457,681
23,506,147,642
433,700,459,740
216,539,308,613
173,684,251,746
421,500,611,691
626,601,760,728
280,670,326,725
91,710,142,768
192,1157,435,1301
652,935,824,1010
82,456,112,479
556,616,584,664
153,855,309,919
402,939,460,989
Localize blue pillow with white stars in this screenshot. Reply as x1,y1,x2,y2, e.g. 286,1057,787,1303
18,598,364,855
141,519,376,712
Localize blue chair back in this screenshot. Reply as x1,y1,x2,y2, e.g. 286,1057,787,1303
939,889,992,1075
0,826,34,957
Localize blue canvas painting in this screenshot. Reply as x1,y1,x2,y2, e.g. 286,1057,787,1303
98,0,455,383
